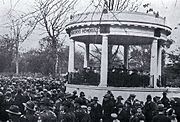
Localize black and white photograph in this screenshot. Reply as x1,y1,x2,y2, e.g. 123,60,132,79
0,0,180,122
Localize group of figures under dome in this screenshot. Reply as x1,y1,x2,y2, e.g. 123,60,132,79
67,65,166,87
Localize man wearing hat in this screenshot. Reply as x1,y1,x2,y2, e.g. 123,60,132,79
152,104,171,122
125,94,136,108
21,101,38,122
68,90,78,100
115,96,124,110
6,105,22,122
75,91,89,106
90,97,102,122
161,91,170,109
38,98,57,122
144,94,157,122
102,93,115,122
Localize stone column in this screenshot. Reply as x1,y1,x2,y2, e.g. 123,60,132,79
150,39,158,88
157,43,162,85
68,39,75,73
124,45,129,69
84,43,89,68
99,35,108,87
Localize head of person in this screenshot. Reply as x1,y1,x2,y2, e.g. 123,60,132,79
80,91,85,98
92,97,99,103
73,90,77,95
81,105,88,113
23,101,36,113
166,108,176,118
137,107,143,114
40,97,54,110
162,92,167,97
117,95,124,102
146,95,152,101
103,94,111,101
157,104,165,113
5,91,12,99
129,94,136,100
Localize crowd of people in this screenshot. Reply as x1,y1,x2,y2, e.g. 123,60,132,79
0,75,180,122
69,66,150,87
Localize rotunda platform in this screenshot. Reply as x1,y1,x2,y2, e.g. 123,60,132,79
66,84,180,103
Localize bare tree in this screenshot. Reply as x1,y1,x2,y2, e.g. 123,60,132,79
5,9,38,75
33,0,77,77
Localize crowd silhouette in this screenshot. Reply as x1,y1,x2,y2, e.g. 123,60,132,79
0,75,180,122
69,66,150,87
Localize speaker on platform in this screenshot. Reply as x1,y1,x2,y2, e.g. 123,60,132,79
154,28,161,37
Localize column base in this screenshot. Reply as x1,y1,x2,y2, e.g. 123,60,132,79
98,84,107,87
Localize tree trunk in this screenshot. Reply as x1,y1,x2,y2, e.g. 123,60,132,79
52,38,58,78
55,53,59,76
15,40,19,75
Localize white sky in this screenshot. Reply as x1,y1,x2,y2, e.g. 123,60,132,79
0,0,180,52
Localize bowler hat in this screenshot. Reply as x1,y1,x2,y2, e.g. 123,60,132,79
23,101,35,111
103,94,111,98
93,97,99,101
80,92,85,96
130,94,136,97
117,95,124,100
6,105,21,115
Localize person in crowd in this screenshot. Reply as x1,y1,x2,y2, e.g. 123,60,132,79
14,89,27,114
161,92,170,109
130,107,145,122
125,94,136,108
5,105,22,122
102,93,115,122
144,94,157,122
117,101,131,122
152,104,171,122
0,92,9,122
90,97,102,122
4,91,14,109
153,96,161,105
38,97,57,122
62,100,76,122
21,101,38,122
114,96,124,114
80,105,91,122
166,108,177,122
75,92,89,106
69,90,78,100
170,97,180,122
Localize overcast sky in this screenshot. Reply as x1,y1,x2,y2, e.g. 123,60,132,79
0,0,180,52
